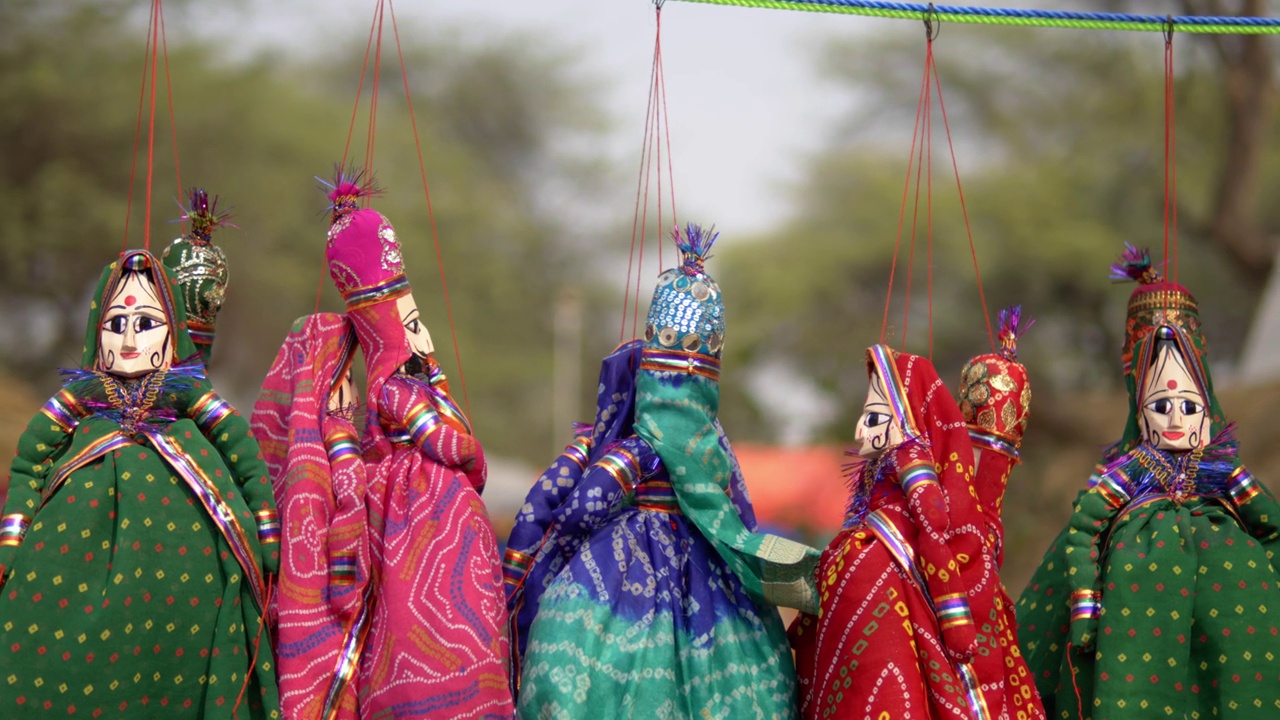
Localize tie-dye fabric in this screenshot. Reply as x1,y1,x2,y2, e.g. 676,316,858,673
251,313,370,720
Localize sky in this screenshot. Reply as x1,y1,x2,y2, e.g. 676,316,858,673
201,0,887,237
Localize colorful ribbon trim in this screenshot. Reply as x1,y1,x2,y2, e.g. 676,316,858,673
330,553,358,586
190,391,235,432
1069,588,1102,621
185,319,216,346
1095,472,1131,510
403,399,443,447
563,436,592,469
255,509,281,545
639,348,722,381
1228,466,1262,505
326,433,362,465
40,388,85,433
0,514,32,548
935,591,975,631
868,345,920,438
342,274,411,311
635,479,681,514
968,427,1020,461
597,447,640,495
320,588,373,720
899,460,939,495
502,547,535,589
41,432,134,508
144,430,266,610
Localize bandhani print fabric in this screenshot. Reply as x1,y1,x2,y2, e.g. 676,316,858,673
0,251,280,718
792,347,1030,720
251,312,370,720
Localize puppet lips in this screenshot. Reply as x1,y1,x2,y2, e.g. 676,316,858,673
121,352,141,360
1162,431,1185,441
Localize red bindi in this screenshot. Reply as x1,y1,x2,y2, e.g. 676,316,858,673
1166,379,1178,390
124,295,137,307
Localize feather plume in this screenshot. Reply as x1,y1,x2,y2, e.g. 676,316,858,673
316,164,382,223
996,305,1034,361
176,187,236,243
1109,243,1164,285
675,223,718,275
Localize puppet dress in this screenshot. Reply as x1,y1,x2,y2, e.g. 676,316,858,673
516,433,797,720
356,371,510,719
0,252,280,718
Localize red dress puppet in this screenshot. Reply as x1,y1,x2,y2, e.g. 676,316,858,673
791,346,1009,719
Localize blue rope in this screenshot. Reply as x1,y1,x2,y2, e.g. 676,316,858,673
671,0,1280,32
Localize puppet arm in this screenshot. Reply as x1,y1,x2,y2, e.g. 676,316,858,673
382,375,488,492
1063,473,1130,650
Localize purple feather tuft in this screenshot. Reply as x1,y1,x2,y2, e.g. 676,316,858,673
996,305,1034,361
674,223,718,274
177,187,236,242
317,164,382,223
1109,243,1163,284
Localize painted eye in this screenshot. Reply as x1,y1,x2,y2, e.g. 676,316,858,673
1179,399,1203,415
864,411,891,428
406,319,421,334
135,316,164,333
1147,398,1174,416
103,316,127,334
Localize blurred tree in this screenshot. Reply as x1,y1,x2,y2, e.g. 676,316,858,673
0,0,614,465
718,2,1279,443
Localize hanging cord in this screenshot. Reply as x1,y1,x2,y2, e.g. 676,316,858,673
879,30,932,345
388,0,473,419
932,46,994,351
365,0,387,195
925,17,935,360
899,32,931,350
619,38,661,343
1162,17,1179,282
122,1,158,252
231,578,275,719
657,5,680,260
158,2,183,226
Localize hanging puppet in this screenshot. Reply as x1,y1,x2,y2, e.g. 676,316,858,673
502,338,640,688
515,224,816,718
322,173,513,718
956,307,1045,719
162,187,231,365
251,312,368,720
0,250,281,718
791,343,1034,720
1016,246,1280,719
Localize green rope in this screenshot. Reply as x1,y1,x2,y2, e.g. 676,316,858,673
670,0,1280,34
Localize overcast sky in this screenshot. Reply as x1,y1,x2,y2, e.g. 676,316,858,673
199,0,897,237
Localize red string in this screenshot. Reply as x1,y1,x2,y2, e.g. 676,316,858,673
141,0,161,252
657,21,679,258
389,0,474,420
158,2,183,221
925,43,934,361
122,2,158,252
1066,642,1086,720
232,578,274,719
634,101,656,340
342,7,381,171
619,42,660,343
655,7,665,274
365,0,386,200
900,41,931,349
932,51,994,352
880,44,932,346
1162,32,1172,277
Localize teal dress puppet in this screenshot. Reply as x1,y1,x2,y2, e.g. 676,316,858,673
0,250,281,718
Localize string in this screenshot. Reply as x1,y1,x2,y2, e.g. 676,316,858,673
619,20,662,342
1163,20,1179,282
657,10,679,256
926,38,934,361
879,41,932,345
232,578,274,718
900,38,931,349
158,1,183,220
366,0,387,202
389,0,474,419
122,1,158,252
341,5,381,171
933,49,994,351
141,0,161,251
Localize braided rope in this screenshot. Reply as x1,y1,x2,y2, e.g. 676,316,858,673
670,0,1280,34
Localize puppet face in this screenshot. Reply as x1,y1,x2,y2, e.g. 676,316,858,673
396,293,434,370
855,372,904,458
329,366,358,413
1140,343,1209,452
98,271,172,378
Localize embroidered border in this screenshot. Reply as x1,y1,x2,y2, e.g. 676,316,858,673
0,514,31,548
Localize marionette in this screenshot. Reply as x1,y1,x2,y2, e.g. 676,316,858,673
0,250,281,717
790,344,1014,720
322,174,513,718
1016,246,1280,719
515,224,815,718
956,307,1045,719
251,313,369,720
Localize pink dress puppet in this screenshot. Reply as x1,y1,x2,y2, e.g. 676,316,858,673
251,312,370,720
323,175,513,718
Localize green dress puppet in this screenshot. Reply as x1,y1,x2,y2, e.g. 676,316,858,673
1016,245,1280,719
0,249,281,718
